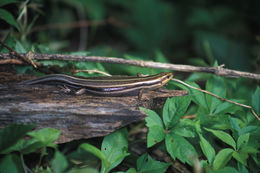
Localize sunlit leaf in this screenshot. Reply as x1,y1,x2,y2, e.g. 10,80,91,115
237,133,249,150
199,134,215,164
165,133,197,165
101,128,129,173
213,148,233,170
141,107,165,147
28,128,60,148
163,96,191,129
51,151,68,173
204,128,236,150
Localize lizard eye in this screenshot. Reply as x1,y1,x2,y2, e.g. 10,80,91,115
166,74,172,79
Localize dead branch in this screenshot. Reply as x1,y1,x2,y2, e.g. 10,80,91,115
0,52,259,80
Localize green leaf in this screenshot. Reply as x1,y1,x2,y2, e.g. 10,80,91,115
206,76,226,113
125,168,137,173
173,119,196,138
163,96,191,129
232,151,248,166
136,153,170,173
237,164,249,173
147,126,165,148
174,123,196,138
41,60,68,68
0,0,17,7
213,148,234,170
141,107,163,127
237,133,250,150
204,128,236,150
199,134,215,164
0,124,35,153
0,154,23,173
173,81,208,110
165,133,197,165
80,143,108,168
214,101,240,115
68,167,99,173
0,9,19,30
27,128,61,148
51,151,68,173
14,40,27,53
101,128,129,173
252,86,260,114
142,107,165,147
209,166,239,173
1,138,43,154
240,146,259,154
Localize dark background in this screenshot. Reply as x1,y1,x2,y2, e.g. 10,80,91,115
1,0,260,72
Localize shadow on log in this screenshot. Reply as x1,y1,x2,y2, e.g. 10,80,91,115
0,75,188,143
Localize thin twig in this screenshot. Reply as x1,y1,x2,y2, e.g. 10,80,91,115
0,40,38,68
0,53,259,80
172,78,260,121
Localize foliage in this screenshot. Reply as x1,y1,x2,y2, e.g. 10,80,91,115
0,0,259,172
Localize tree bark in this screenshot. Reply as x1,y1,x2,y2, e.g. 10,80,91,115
0,75,187,143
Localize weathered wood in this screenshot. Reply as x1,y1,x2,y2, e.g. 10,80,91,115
0,76,187,143
1,52,260,80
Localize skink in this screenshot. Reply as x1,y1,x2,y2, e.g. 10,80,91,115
19,72,173,96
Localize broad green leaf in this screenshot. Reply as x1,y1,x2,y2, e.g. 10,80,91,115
155,50,169,63
214,101,241,115
237,164,249,173
204,128,236,150
173,81,208,110
206,76,226,113
101,128,129,173
40,60,68,68
28,128,61,148
0,9,19,30
228,117,241,135
173,119,196,138
252,86,260,114
199,134,215,164
136,153,170,173
213,148,233,170
51,151,68,173
125,168,137,173
163,96,191,129
14,40,26,53
174,124,196,138
232,151,248,166
0,154,23,173
80,143,108,168
0,124,35,153
141,107,163,127
147,126,165,148
240,146,259,154
1,138,43,155
68,167,99,173
209,166,239,173
196,106,210,123
237,133,249,150
165,133,197,165
0,0,17,7
142,107,165,147
240,125,259,135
